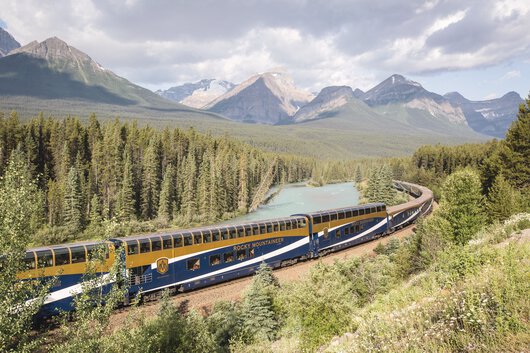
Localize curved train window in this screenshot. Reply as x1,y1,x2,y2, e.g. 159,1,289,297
162,236,173,249
359,209,365,216
139,240,151,253
331,213,338,221
266,224,272,233
229,229,237,239
371,207,376,214
220,229,229,240
259,224,266,234
212,229,220,242
24,252,36,270
338,212,345,220
187,258,200,271
280,222,286,231
353,210,359,217
312,216,321,224
173,234,183,248
244,226,252,237
152,239,162,251
273,223,279,232
127,241,139,255
237,228,245,238
183,233,193,246
286,222,291,230
54,248,70,266
252,225,259,235
345,211,352,218
36,250,53,268
298,219,306,228
193,231,203,244
203,230,212,243
322,214,330,223
71,246,86,263
292,220,298,229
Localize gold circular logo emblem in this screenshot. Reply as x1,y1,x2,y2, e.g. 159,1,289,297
156,257,169,274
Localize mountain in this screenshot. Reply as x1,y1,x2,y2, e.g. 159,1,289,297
293,86,354,122
0,27,20,57
156,79,235,108
444,91,523,137
363,74,468,126
205,71,314,124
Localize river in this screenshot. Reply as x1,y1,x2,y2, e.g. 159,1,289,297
223,181,359,224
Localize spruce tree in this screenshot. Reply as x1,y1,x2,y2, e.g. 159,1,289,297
89,193,102,225
181,153,197,223
197,152,212,220
485,174,521,222
158,164,175,223
499,96,530,189
118,153,136,222
141,140,162,220
63,166,84,232
355,165,363,184
439,168,486,245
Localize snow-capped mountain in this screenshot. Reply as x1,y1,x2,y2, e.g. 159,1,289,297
205,71,314,124
156,79,235,108
293,86,355,122
0,27,20,57
363,74,468,125
444,91,524,137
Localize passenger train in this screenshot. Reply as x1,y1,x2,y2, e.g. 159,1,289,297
17,181,433,317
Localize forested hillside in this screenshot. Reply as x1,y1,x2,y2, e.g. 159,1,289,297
0,112,314,245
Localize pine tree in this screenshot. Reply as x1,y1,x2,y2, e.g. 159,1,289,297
439,168,486,245
355,165,363,184
158,164,175,223
499,96,530,189
197,151,213,220
485,174,521,222
238,153,249,212
118,152,136,222
89,193,102,225
64,166,84,232
141,140,162,220
181,154,197,222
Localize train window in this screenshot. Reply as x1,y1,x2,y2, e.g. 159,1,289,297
377,206,382,212
187,258,200,271
24,252,36,270
183,233,193,246
292,220,298,229
336,229,341,238
313,216,321,224
359,209,365,216
173,234,183,248
127,241,139,255
298,219,306,228
280,222,286,231
229,229,237,239
139,240,151,253
193,232,203,245
71,246,86,263
203,231,212,243
87,245,110,260
371,207,376,214
322,214,330,223
221,229,229,240
345,227,350,235
212,230,221,242
245,226,252,236
237,250,246,261
345,211,352,218
223,252,234,263
252,225,259,235
338,212,345,220
286,222,291,230
152,239,162,251
54,248,70,266
249,248,255,258
210,254,221,266
237,228,245,238
266,224,272,233
36,250,53,268
331,213,337,221
162,236,173,249
356,225,361,232
260,225,266,234
352,210,358,217
273,223,279,232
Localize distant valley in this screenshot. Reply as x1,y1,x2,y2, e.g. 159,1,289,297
0,28,523,158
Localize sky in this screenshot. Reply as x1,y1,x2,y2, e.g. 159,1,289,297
1,0,529,100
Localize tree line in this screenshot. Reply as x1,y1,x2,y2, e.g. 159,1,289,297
0,112,314,245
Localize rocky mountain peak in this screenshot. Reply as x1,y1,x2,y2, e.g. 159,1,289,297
293,85,355,123
0,27,21,57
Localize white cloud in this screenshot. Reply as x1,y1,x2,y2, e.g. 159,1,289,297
501,70,521,80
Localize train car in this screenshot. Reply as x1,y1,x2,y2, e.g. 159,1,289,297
17,240,115,316
18,180,434,317
115,215,310,299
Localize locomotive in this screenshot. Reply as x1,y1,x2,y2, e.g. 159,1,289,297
18,181,433,316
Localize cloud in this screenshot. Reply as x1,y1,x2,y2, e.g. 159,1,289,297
501,70,521,80
0,0,529,92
